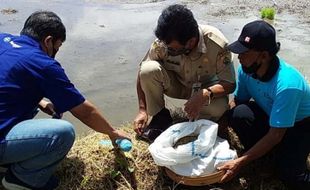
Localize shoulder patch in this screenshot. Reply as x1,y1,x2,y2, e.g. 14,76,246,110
148,40,167,60
219,49,233,65
151,41,159,49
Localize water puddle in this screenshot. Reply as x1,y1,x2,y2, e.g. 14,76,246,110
1,0,309,135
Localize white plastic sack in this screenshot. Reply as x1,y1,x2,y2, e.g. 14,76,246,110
148,119,237,177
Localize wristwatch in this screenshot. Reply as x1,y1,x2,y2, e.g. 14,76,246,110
207,88,214,99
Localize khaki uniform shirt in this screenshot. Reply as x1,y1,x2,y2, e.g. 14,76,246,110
142,24,235,89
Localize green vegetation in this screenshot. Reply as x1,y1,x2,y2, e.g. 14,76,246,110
261,7,276,20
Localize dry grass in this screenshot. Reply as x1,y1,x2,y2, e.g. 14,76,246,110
55,120,309,190
55,124,166,190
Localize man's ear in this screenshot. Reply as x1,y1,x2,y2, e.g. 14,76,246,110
261,51,270,59
43,36,53,48
41,36,53,54
259,51,272,65
187,37,198,49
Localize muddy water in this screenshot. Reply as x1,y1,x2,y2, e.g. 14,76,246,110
1,0,309,135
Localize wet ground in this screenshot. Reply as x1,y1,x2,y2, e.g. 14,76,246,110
1,0,309,135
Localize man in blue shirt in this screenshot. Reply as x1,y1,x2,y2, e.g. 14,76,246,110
217,20,310,190
0,11,130,190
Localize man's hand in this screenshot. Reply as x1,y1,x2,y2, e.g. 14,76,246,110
38,99,62,118
133,111,148,135
108,129,131,145
184,89,209,121
217,158,244,183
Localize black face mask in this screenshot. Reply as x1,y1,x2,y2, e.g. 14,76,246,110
241,61,261,74
241,52,262,74
50,47,57,59
50,41,58,59
167,47,191,56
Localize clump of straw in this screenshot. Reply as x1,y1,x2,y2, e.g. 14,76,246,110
55,124,167,190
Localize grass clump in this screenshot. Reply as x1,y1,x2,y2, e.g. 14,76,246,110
261,7,276,20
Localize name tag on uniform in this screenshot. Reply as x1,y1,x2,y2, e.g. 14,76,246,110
191,82,202,96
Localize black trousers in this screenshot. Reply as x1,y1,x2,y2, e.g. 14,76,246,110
227,101,310,189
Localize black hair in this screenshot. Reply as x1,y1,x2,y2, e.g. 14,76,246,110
269,42,281,56
20,11,66,43
155,4,199,45
255,42,280,57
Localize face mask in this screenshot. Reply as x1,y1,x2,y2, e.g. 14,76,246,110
167,47,191,56
241,53,262,74
241,61,261,74
50,42,58,59
51,47,57,59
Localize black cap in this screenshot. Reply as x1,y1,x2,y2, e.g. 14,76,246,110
227,20,277,54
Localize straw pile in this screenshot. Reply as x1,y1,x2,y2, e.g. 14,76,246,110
54,122,308,190
55,124,169,190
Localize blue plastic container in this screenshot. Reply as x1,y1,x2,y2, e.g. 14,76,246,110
115,139,132,152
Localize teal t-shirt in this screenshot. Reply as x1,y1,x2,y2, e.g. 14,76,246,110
234,57,310,128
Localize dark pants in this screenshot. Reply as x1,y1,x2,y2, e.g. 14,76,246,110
227,101,310,190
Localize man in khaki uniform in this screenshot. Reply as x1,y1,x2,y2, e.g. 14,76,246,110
134,4,236,141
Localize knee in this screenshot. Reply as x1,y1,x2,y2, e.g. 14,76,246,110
212,104,229,121
276,159,306,182
230,104,254,124
279,170,310,190
204,97,229,121
139,61,162,80
52,120,75,152
277,167,302,186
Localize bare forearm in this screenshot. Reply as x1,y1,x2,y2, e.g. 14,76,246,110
137,75,147,112
79,110,114,134
207,81,235,98
70,100,115,135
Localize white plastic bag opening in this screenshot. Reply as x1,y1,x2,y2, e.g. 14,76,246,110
148,119,237,176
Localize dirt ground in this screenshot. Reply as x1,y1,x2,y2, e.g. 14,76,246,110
88,0,310,21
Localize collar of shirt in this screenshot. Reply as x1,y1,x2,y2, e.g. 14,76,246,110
185,26,206,60
196,25,207,54
17,35,42,50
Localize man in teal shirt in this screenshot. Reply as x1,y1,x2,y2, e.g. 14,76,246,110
218,20,310,190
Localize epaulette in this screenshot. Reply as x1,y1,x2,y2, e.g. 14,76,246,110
206,32,227,48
